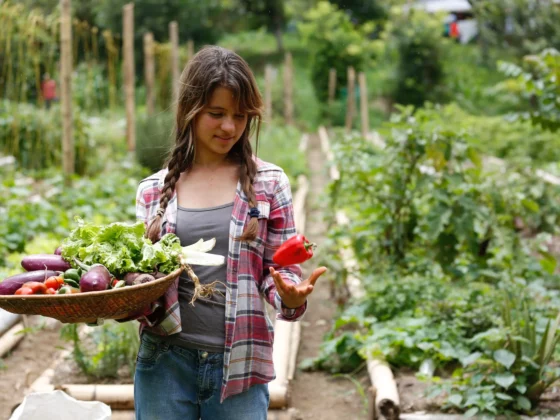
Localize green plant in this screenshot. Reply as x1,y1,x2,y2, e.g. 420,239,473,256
381,8,448,107
255,121,308,186
0,100,91,173
497,48,560,132
470,0,560,59
298,1,379,104
431,290,560,417
135,111,174,172
60,321,139,379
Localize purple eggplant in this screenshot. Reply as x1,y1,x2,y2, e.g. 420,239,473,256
79,265,112,293
0,270,58,295
124,272,158,286
21,254,71,272
54,246,62,255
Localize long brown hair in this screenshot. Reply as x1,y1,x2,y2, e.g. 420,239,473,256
145,46,263,243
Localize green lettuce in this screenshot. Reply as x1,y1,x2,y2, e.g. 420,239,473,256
61,218,182,276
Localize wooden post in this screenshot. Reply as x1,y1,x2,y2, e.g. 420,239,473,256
283,52,293,125
359,71,369,139
143,32,155,116
60,0,74,186
265,64,273,120
169,21,179,104
187,39,194,62
123,3,135,152
345,66,356,133
328,68,337,105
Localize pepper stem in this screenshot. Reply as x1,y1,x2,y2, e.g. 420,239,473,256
304,241,316,252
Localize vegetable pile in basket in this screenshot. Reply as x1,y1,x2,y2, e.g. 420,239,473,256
0,219,225,300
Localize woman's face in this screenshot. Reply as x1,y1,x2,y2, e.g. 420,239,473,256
193,86,249,164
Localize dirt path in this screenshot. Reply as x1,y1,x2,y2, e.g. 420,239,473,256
290,133,369,420
0,317,66,420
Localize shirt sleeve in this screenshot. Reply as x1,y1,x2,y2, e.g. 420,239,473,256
136,182,148,228
259,171,307,321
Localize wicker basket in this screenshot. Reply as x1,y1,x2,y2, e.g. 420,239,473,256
0,267,183,324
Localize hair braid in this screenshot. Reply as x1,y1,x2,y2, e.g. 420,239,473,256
145,137,191,242
237,138,259,241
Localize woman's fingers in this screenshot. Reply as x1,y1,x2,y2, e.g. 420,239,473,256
270,267,289,296
307,267,327,286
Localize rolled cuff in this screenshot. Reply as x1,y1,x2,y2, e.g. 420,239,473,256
274,291,307,321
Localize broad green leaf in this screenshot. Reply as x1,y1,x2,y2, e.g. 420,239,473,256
516,384,527,394
521,198,540,213
494,349,516,369
539,251,557,275
496,392,514,401
464,407,479,418
516,395,531,411
461,352,482,367
448,394,462,406
494,372,516,389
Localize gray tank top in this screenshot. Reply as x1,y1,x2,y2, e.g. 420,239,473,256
162,201,233,352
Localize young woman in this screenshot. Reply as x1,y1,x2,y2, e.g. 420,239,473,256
133,45,327,420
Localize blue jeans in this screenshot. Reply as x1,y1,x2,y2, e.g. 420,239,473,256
134,333,269,420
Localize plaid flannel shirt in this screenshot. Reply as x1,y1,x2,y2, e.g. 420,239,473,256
134,157,307,402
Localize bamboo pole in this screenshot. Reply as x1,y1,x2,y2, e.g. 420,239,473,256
187,39,194,62
169,21,179,105
60,0,74,186
359,72,369,139
0,309,21,336
265,64,273,120
345,67,356,133
328,68,336,105
123,3,135,152
283,52,293,125
143,32,155,116
0,322,25,357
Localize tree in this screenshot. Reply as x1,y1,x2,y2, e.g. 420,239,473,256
468,0,560,59
329,0,387,24
237,0,286,52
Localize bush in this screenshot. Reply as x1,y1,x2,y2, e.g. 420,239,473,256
382,8,448,107
0,100,91,173
135,111,174,172
298,1,379,104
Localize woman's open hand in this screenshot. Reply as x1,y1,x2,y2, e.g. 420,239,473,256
269,266,327,309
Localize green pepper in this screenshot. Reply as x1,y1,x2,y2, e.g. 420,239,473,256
63,268,81,282
63,278,80,289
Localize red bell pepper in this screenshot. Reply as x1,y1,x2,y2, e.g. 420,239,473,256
273,234,316,267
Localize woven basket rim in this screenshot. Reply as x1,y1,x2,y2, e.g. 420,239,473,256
0,266,184,301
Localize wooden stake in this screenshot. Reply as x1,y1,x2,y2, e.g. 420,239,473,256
60,0,74,186
187,39,194,62
345,67,356,133
169,21,179,105
328,68,336,105
0,322,25,357
283,52,293,125
123,3,135,152
359,72,369,139
265,64,273,120
143,32,155,116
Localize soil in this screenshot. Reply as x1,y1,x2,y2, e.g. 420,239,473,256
0,316,67,420
290,133,370,420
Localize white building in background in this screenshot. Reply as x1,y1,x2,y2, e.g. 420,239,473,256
406,0,478,44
